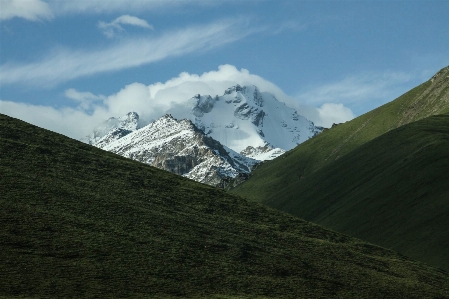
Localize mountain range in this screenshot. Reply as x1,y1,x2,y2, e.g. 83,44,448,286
3,63,449,298
94,113,258,187
84,85,322,187
2,113,448,298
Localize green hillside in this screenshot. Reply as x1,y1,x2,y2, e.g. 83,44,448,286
1,114,449,298
237,113,449,272
232,66,449,203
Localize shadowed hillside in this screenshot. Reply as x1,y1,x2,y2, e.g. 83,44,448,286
1,113,448,298
233,66,449,202
236,113,449,272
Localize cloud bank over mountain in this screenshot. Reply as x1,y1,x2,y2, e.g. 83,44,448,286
0,65,354,139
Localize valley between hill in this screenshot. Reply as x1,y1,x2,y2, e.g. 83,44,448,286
1,113,448,298
232,66,449,272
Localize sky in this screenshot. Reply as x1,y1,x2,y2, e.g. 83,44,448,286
1,0,448,139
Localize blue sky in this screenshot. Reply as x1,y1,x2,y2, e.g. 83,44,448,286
1,0,448,138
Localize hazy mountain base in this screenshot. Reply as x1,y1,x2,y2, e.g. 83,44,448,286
1,113,449,298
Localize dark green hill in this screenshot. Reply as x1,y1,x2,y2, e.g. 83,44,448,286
1,114,449,298
233,66,449,203
236,113,449,272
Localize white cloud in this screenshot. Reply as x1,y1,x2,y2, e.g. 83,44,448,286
105,15,152,28
296,71,413,106
98,15,153,38
0,18,252,86
140,64,354,127
1,65,354,141
47,0,211,15
65,88,106,110
0,0,53,21
0,100,104,138
145,64,291,110
317,103,355,128
102,82,157,122
0,0,216,22
82,64,294,126
293,71,417,122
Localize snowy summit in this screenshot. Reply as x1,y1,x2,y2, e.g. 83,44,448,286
83,85,322,186
168,85,322,160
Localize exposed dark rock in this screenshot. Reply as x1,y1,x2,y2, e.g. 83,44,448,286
224,84,244,95
252,110,265,127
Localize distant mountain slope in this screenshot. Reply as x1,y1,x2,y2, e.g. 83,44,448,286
95,114,258,187
83,85,322,162
233,66,449,202
82,84,323,187
82,111,143,145
2,113,448,298
243,113,449,271
169,85,323,160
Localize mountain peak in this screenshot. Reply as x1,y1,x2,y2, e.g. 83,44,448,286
82,111,141,145
224,84,244,95
126,111,139,118
430,65,449,84
168,84,322,158
161,113,175,120
83,85,323,186
94,114,258,187
156,113,199,132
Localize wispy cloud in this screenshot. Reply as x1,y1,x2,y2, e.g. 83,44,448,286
65,88,106,111
0,18,252,87
98,15,153,38
296,71,413,106
0,0,216,22
0,0,53,21
0,99,105,139
48,0,214,16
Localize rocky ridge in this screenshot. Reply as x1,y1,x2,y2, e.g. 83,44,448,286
94,114,258,187
169,84,323,160
83,112,142,145
84,85,323,186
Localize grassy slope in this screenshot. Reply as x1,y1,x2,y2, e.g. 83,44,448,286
233,66,449,202
261,113,449,272
1,114,449,298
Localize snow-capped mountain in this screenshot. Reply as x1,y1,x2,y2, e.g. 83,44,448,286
168,85,323,160
82,112,143,145
93,114,258,187
83,85,323,187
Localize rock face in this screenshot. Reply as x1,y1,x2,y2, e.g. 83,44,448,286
92,114,258,187
82,85,323,186
396,65,449,127
82,112,142,145
168,84,323,160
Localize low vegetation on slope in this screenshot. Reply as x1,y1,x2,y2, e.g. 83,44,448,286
233,66,449,202
1,113,449,298
239,113,449,272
